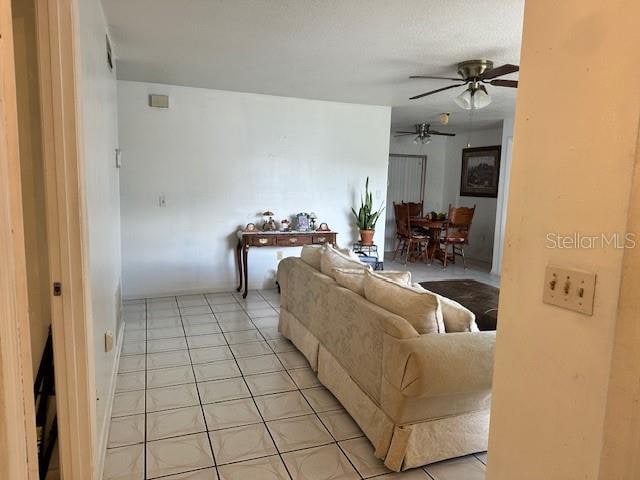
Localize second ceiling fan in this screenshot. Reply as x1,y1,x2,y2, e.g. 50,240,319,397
409,59,519,109
395,123,455,145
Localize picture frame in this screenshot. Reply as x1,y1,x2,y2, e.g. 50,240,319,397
296,213,310,231
460,145,501,197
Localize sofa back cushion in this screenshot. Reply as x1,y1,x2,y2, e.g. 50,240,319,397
320,244,366,279
334,268,412,296
300,245,323,270
412,283,479,333
364,270,445,334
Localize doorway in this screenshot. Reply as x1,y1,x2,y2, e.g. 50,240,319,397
384,154,426,252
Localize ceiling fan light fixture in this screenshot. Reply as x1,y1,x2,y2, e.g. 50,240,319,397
473,85,492,109
454,86,473,110
454,85,492,110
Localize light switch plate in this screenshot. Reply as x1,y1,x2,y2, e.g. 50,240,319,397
542,265,596,315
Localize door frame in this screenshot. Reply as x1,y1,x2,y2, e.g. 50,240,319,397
36,0,97,478
0,0,39,477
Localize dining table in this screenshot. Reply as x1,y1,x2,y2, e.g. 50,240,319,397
409,217,448,261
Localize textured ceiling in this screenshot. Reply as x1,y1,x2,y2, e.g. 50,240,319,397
102,0,524,129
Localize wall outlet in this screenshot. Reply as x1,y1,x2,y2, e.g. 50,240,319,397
276,251,284,260
542,265,596,315
104,331,114,352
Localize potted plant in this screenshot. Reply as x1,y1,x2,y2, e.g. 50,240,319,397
352,177,384,246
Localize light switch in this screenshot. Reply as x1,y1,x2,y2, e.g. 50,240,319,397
158,195,166,207
542,265,596,315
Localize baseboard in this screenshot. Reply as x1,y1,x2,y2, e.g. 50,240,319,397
122,282,278,301
95,321,124,480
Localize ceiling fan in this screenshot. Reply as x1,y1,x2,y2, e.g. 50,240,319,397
394,123,456,145
409,59,519,109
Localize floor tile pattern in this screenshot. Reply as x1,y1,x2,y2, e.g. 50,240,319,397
104,289,486,479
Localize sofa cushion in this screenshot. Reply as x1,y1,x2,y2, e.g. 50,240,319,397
300,244,323,270
334,268,412,296
364,270,445,334
320,244,366,279
412,284,479,333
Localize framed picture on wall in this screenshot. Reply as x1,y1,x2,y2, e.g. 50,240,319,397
460,145,501,197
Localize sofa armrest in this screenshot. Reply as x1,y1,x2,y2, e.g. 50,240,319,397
383,331,495,398
276,257,299,309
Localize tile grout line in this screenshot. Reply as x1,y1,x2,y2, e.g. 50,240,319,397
204,291,297,480
175,295,220,480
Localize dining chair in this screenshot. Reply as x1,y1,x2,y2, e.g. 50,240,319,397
402,201,423,218
392,202,409,261
393,203,429,264
436,204,476,268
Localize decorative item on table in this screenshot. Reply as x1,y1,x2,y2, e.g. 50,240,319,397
352,176,384,246
296,212,310,232
309,212,318,230
437,212,447,220
317,222,330,232
243,222,257,232
279,219,291,232
261,211,277,231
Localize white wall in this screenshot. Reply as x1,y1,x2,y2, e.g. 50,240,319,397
118,81,391,298
76,0,122,465
442,126,503,263
491,117,515,274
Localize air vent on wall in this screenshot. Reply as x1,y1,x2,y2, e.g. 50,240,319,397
149,94,169,108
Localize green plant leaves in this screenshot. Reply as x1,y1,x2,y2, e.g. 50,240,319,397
353,176,384,230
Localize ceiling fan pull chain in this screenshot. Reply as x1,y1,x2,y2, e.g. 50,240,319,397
466,107,475,147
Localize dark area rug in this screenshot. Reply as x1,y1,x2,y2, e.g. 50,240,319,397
419,279,499,331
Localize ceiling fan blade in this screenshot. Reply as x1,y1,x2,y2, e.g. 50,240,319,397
480,63,519,80
410,83,465,100
395,131,417,134
429,131,456,137
488,79,518,88
410,75,464,81
393,133,415,137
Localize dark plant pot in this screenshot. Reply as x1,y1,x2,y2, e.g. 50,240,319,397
360,229,375,246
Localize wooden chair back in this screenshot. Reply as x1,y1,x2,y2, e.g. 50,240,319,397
393,202,410,238
445,204,475,243
402,201,423,217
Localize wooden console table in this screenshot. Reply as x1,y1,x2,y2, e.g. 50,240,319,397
236,230,337,298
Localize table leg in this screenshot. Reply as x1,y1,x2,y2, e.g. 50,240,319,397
236,241,243,292
427,228,441,263
242,244,249,299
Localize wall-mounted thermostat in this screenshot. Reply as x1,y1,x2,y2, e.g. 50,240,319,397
149,94,169,108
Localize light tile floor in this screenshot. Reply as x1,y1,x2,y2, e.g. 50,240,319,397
105,289,487,480
383,254,500,288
